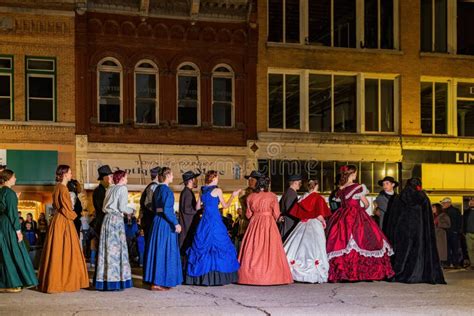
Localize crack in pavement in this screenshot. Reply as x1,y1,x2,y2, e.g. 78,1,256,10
225,297,271,316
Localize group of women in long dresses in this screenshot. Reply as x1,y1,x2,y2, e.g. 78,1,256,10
0,163,445,294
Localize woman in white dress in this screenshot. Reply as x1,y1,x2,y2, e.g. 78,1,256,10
95,170,133,291
283,180,332,283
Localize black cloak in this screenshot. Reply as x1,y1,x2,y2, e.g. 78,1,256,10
383,178,446,284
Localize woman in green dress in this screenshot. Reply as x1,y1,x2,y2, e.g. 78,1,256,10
0,169,38,293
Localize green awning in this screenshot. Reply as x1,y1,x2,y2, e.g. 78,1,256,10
6,150,58,185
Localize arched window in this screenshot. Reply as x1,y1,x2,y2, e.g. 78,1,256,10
177,63,200,126
97,58,122,123
212,64,234,127
135,60,158,124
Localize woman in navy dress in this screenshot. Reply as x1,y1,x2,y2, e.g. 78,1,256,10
185,170,241,286
143,167,183,291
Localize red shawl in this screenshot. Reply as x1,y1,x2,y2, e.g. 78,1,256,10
289,192,331,220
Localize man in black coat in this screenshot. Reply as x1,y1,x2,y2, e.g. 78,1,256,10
139,166,161,241
441,197,463,268
375,176,399,230
178,171,201,253
278,174,302,242
92,165,113,238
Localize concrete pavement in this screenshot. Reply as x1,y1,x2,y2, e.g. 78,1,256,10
0,269,473,315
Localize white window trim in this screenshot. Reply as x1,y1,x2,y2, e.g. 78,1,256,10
177,62,201,127
0,72,12,121
361,73,400,134
97,57,123,124
134,60,159,125
420,76,453,136
269,0,399,50
211,64,235,128
26,73,55,122
267,69,304,132
26,58,55,72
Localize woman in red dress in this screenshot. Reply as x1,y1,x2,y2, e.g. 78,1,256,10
326,165,394,282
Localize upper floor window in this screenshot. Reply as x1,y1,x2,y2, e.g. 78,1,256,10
177,63,200,126
420,0,448,53
0,56,13,120
26,57,55,121
98,58,122,124
457,0,474,55
456,82,474,137
212,65,234,127
269,0,398,50
268,73,301,130
135,61,158,124
364,78,396,132
420,80,448,135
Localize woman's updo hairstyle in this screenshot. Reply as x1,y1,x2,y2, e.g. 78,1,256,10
307,179,319,192
254,176,271,193
55,165,70,183
339,164,357,186
113,170,127,184
158,167,172,183
205,170,219,185
0,169,14,185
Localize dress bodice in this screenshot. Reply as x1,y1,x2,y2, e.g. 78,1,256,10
336,183,368,208
201,185,220,219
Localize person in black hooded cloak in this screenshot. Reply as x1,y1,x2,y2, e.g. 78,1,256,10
383,178,446,284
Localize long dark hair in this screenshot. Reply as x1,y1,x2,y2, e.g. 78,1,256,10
339,164,357,186
432,203,443,216
55,165,70,183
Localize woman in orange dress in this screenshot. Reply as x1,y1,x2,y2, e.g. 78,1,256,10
238,176,293,285
38,165,89,293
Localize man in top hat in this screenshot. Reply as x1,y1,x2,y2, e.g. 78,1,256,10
178,171,201,254
441,197,463,268
139,166,162,243
234,171,263,252
92,165,114,238
279,174,302,242
374,176,399,229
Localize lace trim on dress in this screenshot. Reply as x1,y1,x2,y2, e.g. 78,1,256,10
327,234,394,260
348,184,369,200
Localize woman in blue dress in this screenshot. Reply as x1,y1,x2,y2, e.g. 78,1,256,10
185,170,241,286
143,167,183,291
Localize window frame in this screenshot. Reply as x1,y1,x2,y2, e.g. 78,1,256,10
361,73,399,134
267,0,400,50
0,55,13,121
420,0,457,54
420,76,453,136
211,64,235,128
267,69,304,131
97,57,123,125
25,56,56,122
176,62,201,127
134,60,159,125
454,78,474,137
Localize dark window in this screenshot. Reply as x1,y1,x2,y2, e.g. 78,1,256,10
308,0,331,46
99,71,121,123
334,75,357,132
334,0,356,48
365,78,395,132
420,81,448,134
434,82,447,134
268,74,284,129
381,79,395,132
0,57,12,120
457,0,474,55
309,74,331,132
457,100,474,136
26,58,55,121
321,161,335,193
268,0,283,42
285,74,300,129
178,74,199,125
285,0,300,43
380,0,394,49
135,73,157,124
360,162,373,193
421,0,447,52
364,0,394,49
365,79,379,131
420,81,433,133
212,74,233,127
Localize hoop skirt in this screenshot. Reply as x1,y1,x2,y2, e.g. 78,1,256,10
185,185,239,286
326,184,394,282
284,192,331,283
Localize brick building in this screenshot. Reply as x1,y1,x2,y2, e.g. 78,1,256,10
74,0,258,212
255,1,474,208
0,1,76,219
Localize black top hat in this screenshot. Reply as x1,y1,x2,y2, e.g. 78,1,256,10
97,165,113,180
181,171,201,184
0,164,6,170
288,174,302,182
244,170,263,180
150,166,161,179
378,176,399,188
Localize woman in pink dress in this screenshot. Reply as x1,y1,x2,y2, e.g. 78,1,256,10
238,176,293,285
326,165,394,282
